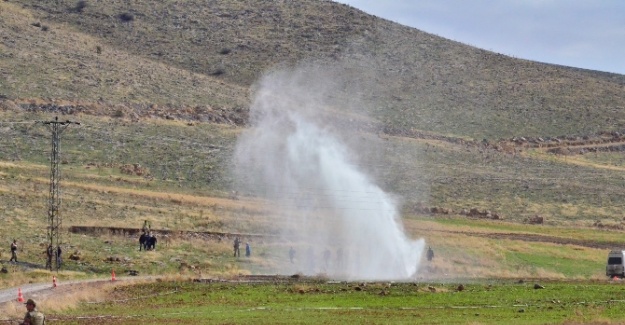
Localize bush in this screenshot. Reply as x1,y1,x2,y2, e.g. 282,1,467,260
210,68,225,76
119,13,134,22
74,0,87,13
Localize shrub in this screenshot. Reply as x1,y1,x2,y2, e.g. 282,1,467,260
119,13,134,22
211,68,225,76
74,0,87,13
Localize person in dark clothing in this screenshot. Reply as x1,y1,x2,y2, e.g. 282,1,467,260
139,232,148,251
56,245,62,268
427,246,434,262
245,242,251,257
45,245,53,270
233,237,241,257
147,233,157,250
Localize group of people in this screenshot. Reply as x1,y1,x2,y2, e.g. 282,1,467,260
288,246,347,272
139,232,157,251
233,237,251,257
9,240,63,270
139,220,157,251
45,244,62,270
285,245,436,273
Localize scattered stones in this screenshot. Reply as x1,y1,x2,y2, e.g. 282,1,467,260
527,215,544,224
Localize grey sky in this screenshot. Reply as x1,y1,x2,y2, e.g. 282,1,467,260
334,0,625,75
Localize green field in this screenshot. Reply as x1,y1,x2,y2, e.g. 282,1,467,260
45,279,625,324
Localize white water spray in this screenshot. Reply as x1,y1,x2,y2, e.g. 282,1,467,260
234,67,425,280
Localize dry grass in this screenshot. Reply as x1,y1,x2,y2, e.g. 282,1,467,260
3,0,625,140
0,277,155,320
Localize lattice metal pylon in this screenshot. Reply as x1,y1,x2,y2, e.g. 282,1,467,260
43,117,79,271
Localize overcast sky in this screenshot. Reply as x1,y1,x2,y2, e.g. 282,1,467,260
334,0,625,75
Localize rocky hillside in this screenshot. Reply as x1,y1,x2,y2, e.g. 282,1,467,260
2,0,625,139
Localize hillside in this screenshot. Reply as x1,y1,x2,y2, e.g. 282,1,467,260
2,0,625,140
2,0,625,223
3,0,625,284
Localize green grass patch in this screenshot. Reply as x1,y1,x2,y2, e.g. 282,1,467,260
51,280,625,324
505,249,603,278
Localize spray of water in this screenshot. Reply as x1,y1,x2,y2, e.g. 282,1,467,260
234,66,425,280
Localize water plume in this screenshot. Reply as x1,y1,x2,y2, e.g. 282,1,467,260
234,66,425,280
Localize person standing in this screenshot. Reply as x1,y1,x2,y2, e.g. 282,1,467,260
323,248,331,269
289,247,295,264
10,239,18,262
45,245,53,270
20,299,45,325
56,245,62,269
233,237,241,257
245,242,251,257
427,246,434,262
142,220,151,234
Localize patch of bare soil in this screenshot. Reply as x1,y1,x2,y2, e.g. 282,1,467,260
74,225,620,250
68,225,275,243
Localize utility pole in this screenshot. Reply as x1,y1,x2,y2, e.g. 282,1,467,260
43,116,79,271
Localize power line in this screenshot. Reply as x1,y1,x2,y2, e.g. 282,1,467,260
41,116,80,271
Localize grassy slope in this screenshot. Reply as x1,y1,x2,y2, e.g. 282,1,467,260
3,0,625,139
0,111,619,284
0,0,625,294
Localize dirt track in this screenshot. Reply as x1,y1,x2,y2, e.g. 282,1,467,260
72,225,622,250
68,225,274,242
0,277,125,324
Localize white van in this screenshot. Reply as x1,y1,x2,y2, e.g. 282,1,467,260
606,250,625,277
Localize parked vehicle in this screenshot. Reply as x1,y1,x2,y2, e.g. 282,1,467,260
606,250,625,277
